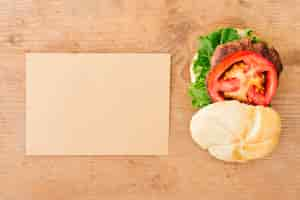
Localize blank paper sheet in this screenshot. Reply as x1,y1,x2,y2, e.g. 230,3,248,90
26,53,170,155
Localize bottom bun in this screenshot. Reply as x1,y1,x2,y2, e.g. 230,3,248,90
190,101,281,162
190,53,198,83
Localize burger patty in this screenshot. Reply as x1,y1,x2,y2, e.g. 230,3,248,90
210,38,283,75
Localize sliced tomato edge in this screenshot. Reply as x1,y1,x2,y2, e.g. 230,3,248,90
207,50,278,105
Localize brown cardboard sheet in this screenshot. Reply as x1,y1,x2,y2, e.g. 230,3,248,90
26,53,170,155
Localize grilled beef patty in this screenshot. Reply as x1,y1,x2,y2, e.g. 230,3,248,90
210,38,283,75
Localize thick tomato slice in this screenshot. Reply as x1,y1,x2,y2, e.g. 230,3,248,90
207,50,278,106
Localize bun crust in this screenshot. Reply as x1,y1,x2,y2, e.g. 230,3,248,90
190,53,198,83
190,101,281,162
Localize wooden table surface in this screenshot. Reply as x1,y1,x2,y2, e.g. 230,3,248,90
1,0,300,199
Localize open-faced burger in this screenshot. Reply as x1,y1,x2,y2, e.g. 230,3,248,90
189,27,283,108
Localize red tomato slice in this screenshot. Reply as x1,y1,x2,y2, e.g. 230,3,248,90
207,50,278,106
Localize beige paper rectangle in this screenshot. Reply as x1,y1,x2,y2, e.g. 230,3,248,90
26,53,170,155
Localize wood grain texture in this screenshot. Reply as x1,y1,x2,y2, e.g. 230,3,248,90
0,0,300,199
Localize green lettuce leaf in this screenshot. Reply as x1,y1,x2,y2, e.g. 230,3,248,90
220,28,240,44
189,27,241,108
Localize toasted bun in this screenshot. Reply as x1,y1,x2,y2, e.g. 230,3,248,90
190,101,281,162
190,52,198,83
